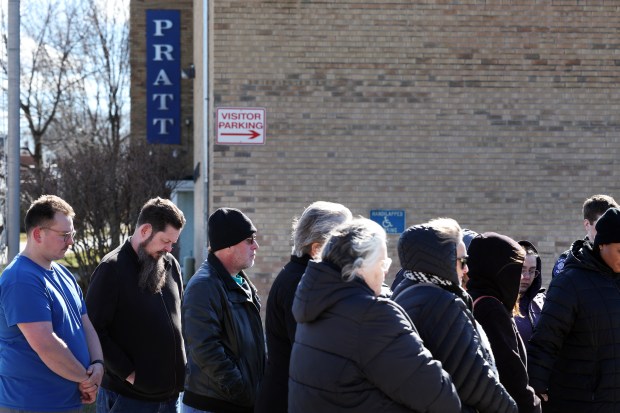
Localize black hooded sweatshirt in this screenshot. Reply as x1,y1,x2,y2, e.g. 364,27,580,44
466,232,541,413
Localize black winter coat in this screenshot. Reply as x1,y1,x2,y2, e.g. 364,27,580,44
289,260,461,413
254,254,310,413
467,232,541,413
393,277,517,413
86,239,186,401
393,224,516,413
528,240,620,413
182,253,265,413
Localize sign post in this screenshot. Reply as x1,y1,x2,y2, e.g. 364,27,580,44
216,107,266,145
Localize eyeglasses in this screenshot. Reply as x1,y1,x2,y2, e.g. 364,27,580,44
244,235,257,245
457,255,468,270
41,227,76,243
521,268,540,278
381,257,392,272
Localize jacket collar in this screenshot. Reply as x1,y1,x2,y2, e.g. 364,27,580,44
207,252,261,308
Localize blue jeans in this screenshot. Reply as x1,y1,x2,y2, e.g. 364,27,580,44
96,388,179,413
179,403,214,413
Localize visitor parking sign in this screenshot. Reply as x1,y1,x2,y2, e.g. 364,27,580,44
216,107,266,145
370,210,406,234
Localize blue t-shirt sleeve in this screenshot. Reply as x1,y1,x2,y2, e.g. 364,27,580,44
2,270,52,327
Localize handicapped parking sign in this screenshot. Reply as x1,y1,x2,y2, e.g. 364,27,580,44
370,210,406,234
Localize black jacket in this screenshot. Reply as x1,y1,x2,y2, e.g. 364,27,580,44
86,239,185,401
528,240,620,413
393,279,517,413
182,253,265,413
255,254,310,413
289,260,461,413
467,233,541,413
393,224,516,413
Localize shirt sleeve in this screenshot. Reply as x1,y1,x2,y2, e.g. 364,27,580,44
2,268,52,326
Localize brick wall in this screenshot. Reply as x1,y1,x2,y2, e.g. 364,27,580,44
132,1,620,308
207,0,620,305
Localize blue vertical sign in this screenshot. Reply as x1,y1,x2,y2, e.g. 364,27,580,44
370,210,406,234
146,10,181,144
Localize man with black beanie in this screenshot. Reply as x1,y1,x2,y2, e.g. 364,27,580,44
181,208,265,413
528,207,620,412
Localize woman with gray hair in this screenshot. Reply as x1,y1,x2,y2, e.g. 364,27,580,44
255,201,352,413
392,218,517,413
289,218,461,412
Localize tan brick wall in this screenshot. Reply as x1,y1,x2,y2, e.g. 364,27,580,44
207,0,620,305
133,1,620,309
130,0,194,168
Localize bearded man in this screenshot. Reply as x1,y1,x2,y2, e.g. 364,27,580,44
86,197,186,413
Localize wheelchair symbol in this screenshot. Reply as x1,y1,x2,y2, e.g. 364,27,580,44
382,216,394,230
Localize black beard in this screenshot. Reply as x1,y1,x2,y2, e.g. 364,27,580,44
137,240,167,294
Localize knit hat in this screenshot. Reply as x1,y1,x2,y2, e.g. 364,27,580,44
594,207,620,247
208,208,257,252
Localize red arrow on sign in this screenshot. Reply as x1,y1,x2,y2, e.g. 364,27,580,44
220,130,260,139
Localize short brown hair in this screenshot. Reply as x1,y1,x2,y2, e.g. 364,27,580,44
136,197,186,233
24,195,75,233
583,194,619,223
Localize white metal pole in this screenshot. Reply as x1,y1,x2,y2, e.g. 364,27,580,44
202,0,209,260
7,0,21,261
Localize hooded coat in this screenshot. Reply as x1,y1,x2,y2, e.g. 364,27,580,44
466,233,541,413
514,241,546,345
392,225,517,413
289,260,461,413
528,239,620,413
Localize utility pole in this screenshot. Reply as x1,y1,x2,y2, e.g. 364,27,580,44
7,0,20,260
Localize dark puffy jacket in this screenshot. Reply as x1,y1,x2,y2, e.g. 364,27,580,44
255,254,310,413
528,240,620,413
466,233,541,413
515,241,546,345
182,253,265,413
289,260,461,413
392,224,517,413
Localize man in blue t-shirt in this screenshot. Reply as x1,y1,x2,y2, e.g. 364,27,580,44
0,195,104,412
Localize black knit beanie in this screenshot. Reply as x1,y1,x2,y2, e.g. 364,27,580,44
208,208,257,252
594,207,620,248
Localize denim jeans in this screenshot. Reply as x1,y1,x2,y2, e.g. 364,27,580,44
96,388,179,413
179,403,214,413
